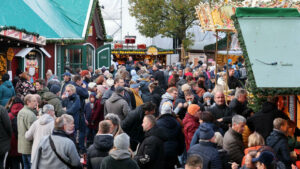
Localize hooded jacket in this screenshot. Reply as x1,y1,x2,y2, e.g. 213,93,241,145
87,134,114,169
190,122,224,147
0,106,12,154
135,125,167,169
0,80,15,106
100,149,139,169
104,92,130,120
159,92,174,114
31,130,81,169
266,129,291,169
37,87,49,98
25,114,54,162
183,113,200,151
156,114,184,158
43,92,65,117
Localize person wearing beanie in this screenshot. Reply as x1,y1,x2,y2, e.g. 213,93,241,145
188,123,222,169
100,133,139,169
42,85,66,117
203,92,213,110
81,70,92,86
157,101,185,169
183,104,201,151
251,151,275,169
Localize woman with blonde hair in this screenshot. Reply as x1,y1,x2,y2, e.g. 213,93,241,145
241,132,265,166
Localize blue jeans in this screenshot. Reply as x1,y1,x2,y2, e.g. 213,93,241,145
22,154,31,169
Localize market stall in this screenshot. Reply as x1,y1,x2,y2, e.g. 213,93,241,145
0,27,46,82
112,45,174,65
233,7,300,122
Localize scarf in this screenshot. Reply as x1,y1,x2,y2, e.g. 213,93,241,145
130,88,143,107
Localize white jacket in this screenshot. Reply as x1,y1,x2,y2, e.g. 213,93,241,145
25,114,54,162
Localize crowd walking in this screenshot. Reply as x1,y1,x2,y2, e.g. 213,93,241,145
0,58,299,169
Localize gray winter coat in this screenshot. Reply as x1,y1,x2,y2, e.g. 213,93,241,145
104,93,130,120
159,93,174,114
0,106,12,154
31,130,81,169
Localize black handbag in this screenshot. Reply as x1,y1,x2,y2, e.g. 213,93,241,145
49,136,83,169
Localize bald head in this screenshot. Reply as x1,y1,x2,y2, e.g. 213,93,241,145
214,91,225,106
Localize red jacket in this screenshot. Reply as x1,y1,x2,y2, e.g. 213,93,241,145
88,99,104,129
183,113,200,151
8,103,24,157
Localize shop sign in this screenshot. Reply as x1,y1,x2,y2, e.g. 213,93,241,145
112,50,146,55
0,29,46,45
147,47,158,55
6,48,14,61
158,51,174,55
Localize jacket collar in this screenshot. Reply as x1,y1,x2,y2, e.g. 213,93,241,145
52,129,70,139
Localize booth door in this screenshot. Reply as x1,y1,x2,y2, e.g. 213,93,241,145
96,44,111,68
61,45,87,73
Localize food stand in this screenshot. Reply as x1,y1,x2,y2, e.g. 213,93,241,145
112,44,174,65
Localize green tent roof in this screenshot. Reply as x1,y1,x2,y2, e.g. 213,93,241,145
0,0,95,40
234,8,300,95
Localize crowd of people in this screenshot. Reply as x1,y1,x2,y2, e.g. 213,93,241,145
0,57,299,169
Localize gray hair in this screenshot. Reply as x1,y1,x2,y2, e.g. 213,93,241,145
105,113,121,126
66,84,76,93
232,115,246,125
43,104,54,114
235,88,247,98
214,132,223,147
54,114,74,130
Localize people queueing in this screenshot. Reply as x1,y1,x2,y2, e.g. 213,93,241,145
3,59,300,169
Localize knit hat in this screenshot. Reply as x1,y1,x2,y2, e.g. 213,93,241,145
114,133,130,150
62,72,71,77
80,70,89,77
203,92,212,99
188,104,200,116
199,123,214,140
161,102,173,115
88,82,97,89
50,84,60,94
252,151,275,166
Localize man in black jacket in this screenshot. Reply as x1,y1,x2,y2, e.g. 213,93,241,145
228,88,248,117
121,102,156,151
208,91,233,131
87,120,113,169
247,97,289,140
135,115,166,169
0,106,12,169
227,68,242,89
152,64,167,90
266,118,291,169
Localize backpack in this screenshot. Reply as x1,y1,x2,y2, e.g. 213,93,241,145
239,67,247,79
9,113,18,139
